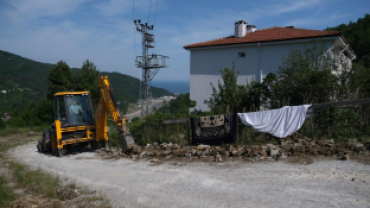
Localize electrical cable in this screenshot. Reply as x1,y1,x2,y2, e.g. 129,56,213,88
133,0,141,104
153,0,159,25
147,0,152,23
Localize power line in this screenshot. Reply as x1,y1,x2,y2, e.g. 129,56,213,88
133,0,140,103
153,0,159,25
147,0,152,23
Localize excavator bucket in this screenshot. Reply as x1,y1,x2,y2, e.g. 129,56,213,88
120,135,135,152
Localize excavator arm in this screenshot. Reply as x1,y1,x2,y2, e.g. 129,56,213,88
95,75,134,152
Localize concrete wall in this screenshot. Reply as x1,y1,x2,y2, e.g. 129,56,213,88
189,37,340,111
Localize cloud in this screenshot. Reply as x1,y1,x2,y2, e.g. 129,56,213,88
0,0,362,81
284,13,352,27
94,0,164,19
3,0,90,21
255,0,324,16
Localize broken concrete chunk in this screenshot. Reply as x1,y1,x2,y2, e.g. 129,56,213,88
224,151,230,157
146,144,153,151
270,149,280,157
355,144,364,151
231,150,239,157
325,139,334,145
147,151,155,157
150,158,161,164
197,145,210,151
281,139,288,146
294,142,302,147
163,151,173,156
348,139,358,145
140,151,147,158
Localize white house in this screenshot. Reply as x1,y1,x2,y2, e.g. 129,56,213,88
184,20,356,111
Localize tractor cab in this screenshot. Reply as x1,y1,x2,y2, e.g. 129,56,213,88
53,91,94,127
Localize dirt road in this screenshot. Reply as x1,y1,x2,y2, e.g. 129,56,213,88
8,143,370,208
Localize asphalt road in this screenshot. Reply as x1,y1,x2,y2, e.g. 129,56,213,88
8,143,370,208
125,98,171,121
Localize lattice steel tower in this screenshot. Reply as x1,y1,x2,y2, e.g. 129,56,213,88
134,19,169,118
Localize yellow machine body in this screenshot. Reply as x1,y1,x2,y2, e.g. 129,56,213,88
38,76,133,157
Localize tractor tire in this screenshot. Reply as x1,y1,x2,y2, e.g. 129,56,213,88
90,140,100,150
51,137,58,156
80,142,89,147
43,129,51,152
101,140,109,150
37,141,43,152
57,148,64,157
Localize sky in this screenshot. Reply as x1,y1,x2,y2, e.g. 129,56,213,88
0,0,369,81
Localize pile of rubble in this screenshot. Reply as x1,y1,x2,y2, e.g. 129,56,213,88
96,133,369,162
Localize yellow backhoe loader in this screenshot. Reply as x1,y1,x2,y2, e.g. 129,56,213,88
37,75,134,156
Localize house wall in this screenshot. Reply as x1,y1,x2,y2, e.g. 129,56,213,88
189,37,340,111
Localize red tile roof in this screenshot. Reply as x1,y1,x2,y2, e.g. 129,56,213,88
184,27,342,49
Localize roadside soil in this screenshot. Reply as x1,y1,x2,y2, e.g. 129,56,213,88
0,133,111,208
8,142,370,208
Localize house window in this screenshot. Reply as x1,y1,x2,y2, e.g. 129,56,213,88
238,52,245,58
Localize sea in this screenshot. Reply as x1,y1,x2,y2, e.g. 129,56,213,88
151,80,190,94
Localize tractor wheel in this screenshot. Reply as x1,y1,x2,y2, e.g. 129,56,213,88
57,148,64,157
51,134,58,156
101,140,109,150
37,141,43,152
90,140,100,150
43,129,52,152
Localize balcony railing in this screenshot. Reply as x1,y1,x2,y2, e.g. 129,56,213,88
135,54,169,69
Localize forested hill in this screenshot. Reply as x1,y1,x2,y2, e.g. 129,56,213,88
326,13,370,67
0,50,173,113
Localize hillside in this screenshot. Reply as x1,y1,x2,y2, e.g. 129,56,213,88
0,50,173,113
326,13,370,66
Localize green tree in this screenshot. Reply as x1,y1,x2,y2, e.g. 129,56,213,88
266,41,339,107
74,60,100,106
204,66,241,114
47,61,73,98
327,13,370,67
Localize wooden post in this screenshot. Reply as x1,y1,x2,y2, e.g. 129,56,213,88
163,123,166,140
187,119,191,145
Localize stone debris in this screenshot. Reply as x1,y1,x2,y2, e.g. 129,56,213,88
98,132,370,163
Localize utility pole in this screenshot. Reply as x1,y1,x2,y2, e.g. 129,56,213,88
134,19,168,118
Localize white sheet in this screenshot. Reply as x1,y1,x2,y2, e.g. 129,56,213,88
237,105,311,138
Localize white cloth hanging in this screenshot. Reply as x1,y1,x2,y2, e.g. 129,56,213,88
237,105,311,138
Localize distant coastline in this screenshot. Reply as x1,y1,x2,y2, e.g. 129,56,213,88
151,80,189,94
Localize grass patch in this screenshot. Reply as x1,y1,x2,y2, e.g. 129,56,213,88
0,125,48,137
10,162,62,198
0,176,16,207
0,127,112,207
107,128,120,148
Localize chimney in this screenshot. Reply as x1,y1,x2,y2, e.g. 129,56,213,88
235,20,257,38
247,25,257,33
235,20,247,38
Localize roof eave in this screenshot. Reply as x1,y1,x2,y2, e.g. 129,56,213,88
184,34,342,50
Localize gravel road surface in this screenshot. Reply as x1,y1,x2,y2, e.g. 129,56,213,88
8,143,370,208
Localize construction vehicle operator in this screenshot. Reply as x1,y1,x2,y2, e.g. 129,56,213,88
69,100,83,124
